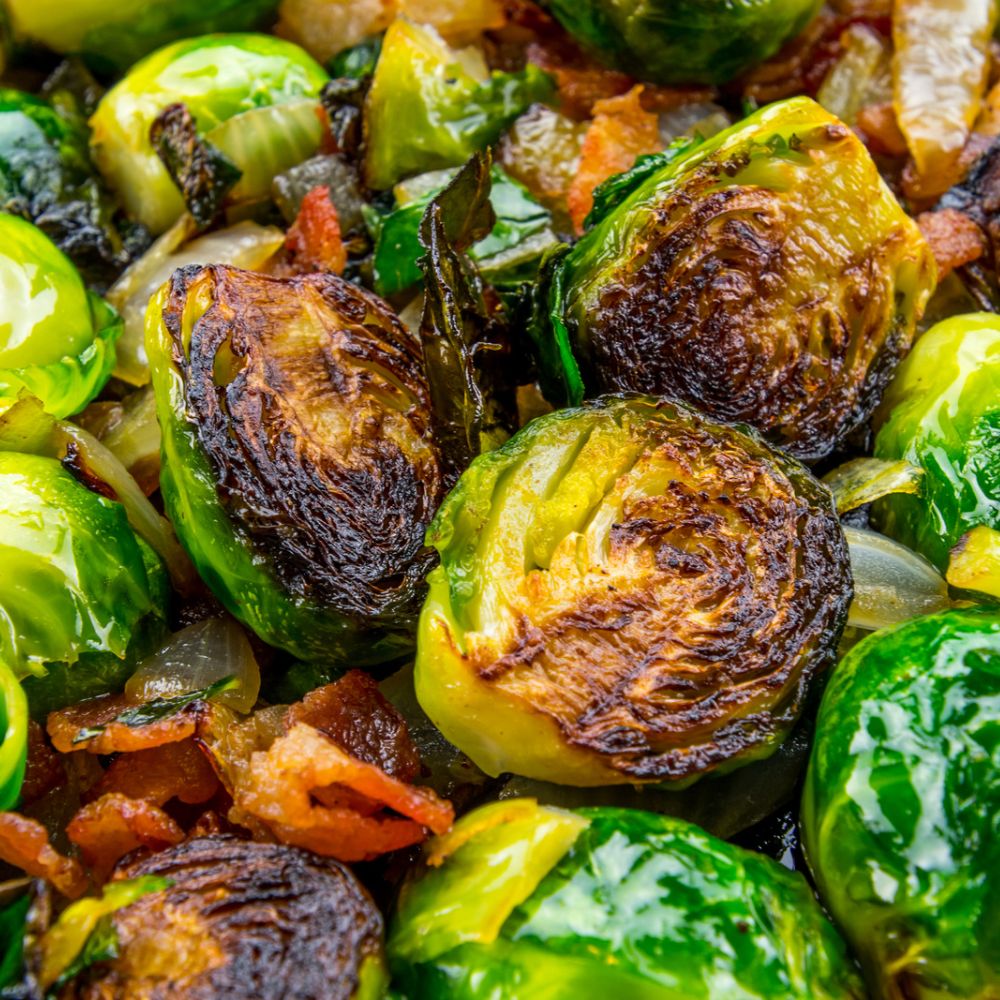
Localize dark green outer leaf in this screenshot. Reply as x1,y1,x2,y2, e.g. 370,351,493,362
0,894,28,989
802,608,1000,999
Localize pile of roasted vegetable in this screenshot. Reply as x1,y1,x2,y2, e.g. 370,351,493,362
0,0,998,997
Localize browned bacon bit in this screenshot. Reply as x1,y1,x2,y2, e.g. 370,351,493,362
20,721,66,805
567,85,660,235
856,102,909,157
285,670,421,782
235,723,454,862
67,793,184,883
48,694,202,755
283,185,347,275
0,812,87,898
917,208,988,277
89,739,221,808
526,39,632,119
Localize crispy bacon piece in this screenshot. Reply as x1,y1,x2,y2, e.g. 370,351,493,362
0,812,87,898
90,739,220,807
48,694,205,755
67,793,184,883
20,722,66,805
283,186,347,276
527,40,632,119
567,85,661,234
856,102,909,157
285,671,421,782
917,207,988,277
235,723,453,862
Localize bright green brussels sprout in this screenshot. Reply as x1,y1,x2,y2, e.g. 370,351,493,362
0,445,168,720
542,0,823,85
0,214,121,418
541,96,935,461
415,394,851,787
874,313,1000,580
802,608,1000,999
3,0,280,73
388,799,865,998
0,657,26,810
364,19,553,191
89,34,328,233
146,264,446,667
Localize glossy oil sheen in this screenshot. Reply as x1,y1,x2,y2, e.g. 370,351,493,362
802,608,1000,999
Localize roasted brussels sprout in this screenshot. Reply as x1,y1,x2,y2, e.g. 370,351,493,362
415,395,851,786
0,449,168,709
874,312,1000,581
543,0,823,85
389,800,864,998
543,97,935,461
89,34,328,233
802,608,1000,999
50,836,387,998
3,0,280,74
0,658,26,810
0,214,121,418
363,19,553,191
146,264,446,666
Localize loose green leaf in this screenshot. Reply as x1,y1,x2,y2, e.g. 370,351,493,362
418,151,515,481
72,675,237,745
822,456,923,513
0,890,30,989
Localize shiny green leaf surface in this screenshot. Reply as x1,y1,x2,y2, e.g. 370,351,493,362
389,803,864,998
89,34,328,233
0,658,26,810
802,608,1000,999
543,0,823,85
875,312,1000,571
364,19,553,191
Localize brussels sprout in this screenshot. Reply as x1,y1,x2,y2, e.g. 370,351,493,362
0,214,121,418
0,659,26,810
369,165,556,297
415,395,851,787
543,0,824,85
89,34,328,233
388,800,865,998
874,312,1000,576
0,450,168,707
802,608,1000,999
364,19,553,191
146,264,446,666
4,0,281,73
543,97,935,461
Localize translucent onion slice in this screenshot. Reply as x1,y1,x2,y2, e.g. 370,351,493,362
124,617,261,715
893,0,997,195
845,525,952,630
822,456,923,513
108,218,285,386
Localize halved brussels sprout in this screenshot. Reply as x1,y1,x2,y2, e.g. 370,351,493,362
802,608,1000,999
3,0,281,73
146,264,446,666
543,0,824,85
415,395,851,787
40,836,387,998
389,800,865,998
364,19,553,191
544,97,935,461
89,34,328,233
0,449,168,697
0,214,121,418
874,312,1000,577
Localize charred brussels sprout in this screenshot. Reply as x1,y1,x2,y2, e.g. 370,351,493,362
146,264,446,666
0,214,121,417
802,609,1000,999
52,836,387,998
0,450,168,702
545,97,935,461
3,0,280,74
364,19,553,191
388,800,864,998
543,0,823,85
874,313,1000,583
89,34,328,233
415,395,851,786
